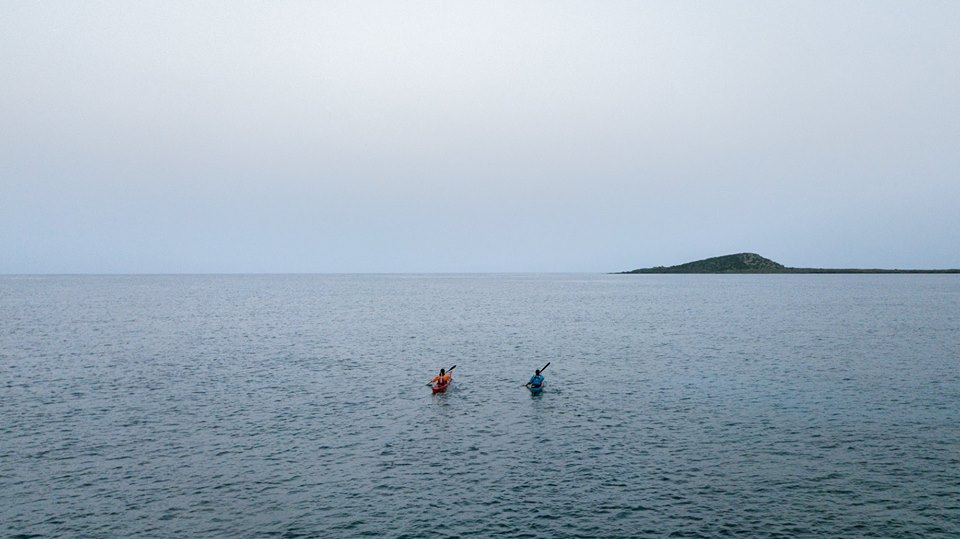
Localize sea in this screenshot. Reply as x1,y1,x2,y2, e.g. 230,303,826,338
1,274,958,538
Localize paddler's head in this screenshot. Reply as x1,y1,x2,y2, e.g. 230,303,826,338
440,368,446,376
535,369,540,375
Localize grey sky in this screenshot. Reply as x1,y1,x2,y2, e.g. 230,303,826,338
2,1,958,273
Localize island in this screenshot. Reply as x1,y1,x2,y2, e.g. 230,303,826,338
617,253,960,274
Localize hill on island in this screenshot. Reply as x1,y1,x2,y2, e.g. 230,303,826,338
618,253,960,274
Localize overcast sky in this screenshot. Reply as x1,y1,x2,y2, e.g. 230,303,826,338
2,1,958,273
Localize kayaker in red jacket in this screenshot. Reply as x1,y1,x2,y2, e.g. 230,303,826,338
428,368,451,386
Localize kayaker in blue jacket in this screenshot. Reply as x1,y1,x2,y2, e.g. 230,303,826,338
527,369,544,388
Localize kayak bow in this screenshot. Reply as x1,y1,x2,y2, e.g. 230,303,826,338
432,379,451,394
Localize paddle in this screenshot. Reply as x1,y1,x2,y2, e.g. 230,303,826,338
524,362,550,387
426,365,456,386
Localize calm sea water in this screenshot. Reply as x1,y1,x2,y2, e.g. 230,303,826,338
1,274,958,538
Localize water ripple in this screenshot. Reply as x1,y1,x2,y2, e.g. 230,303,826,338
1,274,958,537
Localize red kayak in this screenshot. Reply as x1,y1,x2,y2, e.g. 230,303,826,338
429,365,456,394
432,379,451,394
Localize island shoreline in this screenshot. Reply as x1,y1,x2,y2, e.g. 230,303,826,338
616,253,960,274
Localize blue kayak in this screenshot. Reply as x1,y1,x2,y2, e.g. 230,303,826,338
528,382,544,395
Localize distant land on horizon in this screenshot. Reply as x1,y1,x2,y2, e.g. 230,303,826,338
617,253,960,274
